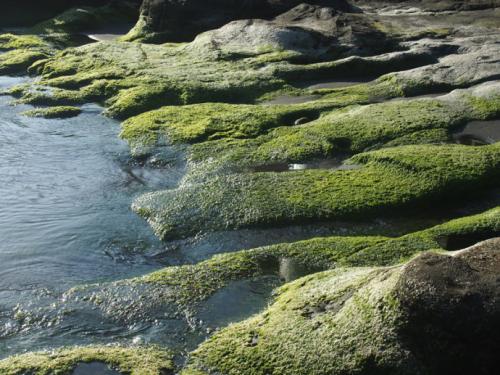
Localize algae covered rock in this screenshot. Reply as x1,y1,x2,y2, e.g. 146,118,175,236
133,143,500,240
0,345,173,375
183,238,500,375
37,209,498,350
22,106,82,119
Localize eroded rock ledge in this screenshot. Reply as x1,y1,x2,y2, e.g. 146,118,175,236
0,0,499,373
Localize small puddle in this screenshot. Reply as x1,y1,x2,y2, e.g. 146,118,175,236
251,157,360,173
387,92,449,102
86,34,123,42
83,25,132,42
73,362,121,375
303,78,376,90
196,276,280,330
262,94,321,105
453,120,500,146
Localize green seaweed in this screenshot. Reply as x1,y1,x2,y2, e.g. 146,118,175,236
0,49,50,75
0,345,173,375
0,33,47,50
133,143,500,240
182,266,411,375
22,106,82,119
124,207,499,306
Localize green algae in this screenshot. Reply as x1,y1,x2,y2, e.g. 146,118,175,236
22,106,82,119
121,81,499,175
182,266,413,375
190,87,499,169
0,345,173,375
7,30,444,121
126,207,499,306
119,75,408,150
0,49,50,75
182,234,500,375
121,102,327,147
0,3,136,76
133,143,500,240
0,33,47,50
139,236,386,305
0,5,497,374
13,41,290,118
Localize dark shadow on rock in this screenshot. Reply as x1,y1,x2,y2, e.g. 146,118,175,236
396,238,500,375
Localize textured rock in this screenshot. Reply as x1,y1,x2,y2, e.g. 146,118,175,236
125,0,355,42
396,238,500,375
1,0,140,28
187,4,389,59
184,238,500,375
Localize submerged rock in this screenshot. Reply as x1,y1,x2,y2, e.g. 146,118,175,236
184,238,500,375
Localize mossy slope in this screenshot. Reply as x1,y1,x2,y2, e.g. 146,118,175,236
22,106,82,119
134,143,500,240
121,81,500,170
183,266,411,375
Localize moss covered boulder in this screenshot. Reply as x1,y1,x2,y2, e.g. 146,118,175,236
183,238,500,375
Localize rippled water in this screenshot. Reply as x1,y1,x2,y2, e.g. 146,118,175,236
0,76,187,357
0,77,173,293
0,76,345,358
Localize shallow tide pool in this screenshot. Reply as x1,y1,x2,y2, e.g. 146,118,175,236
0,76,321,358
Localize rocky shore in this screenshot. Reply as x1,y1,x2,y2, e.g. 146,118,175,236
0,0,499,374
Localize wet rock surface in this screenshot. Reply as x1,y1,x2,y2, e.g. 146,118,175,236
73,362,122,375
184,239,500,375
0,0,499,374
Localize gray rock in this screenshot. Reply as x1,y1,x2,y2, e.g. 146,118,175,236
187,4,390,59
125,0,355,42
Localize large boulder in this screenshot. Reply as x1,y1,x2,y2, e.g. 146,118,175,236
187,4,389,60
124,0,356,42
396,238,500,374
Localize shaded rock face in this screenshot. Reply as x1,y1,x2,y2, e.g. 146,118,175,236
130,0,355,42
397,239,500,375
1,1,140,27
373,0,500,11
